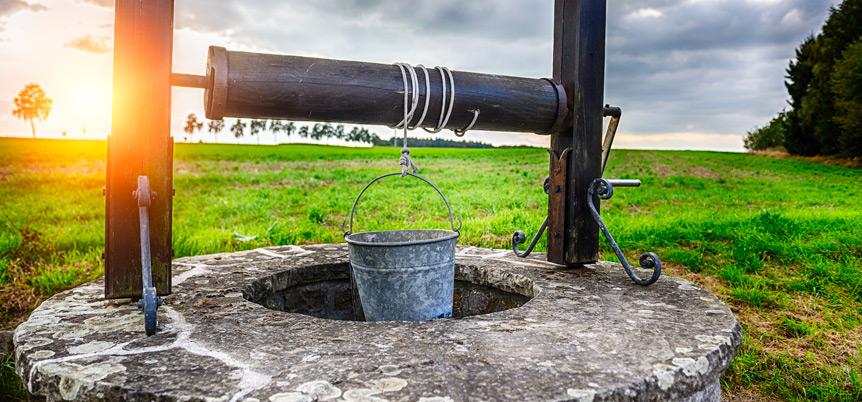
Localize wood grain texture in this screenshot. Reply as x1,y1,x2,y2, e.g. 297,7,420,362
205,48,564,134
550,0,605,265
106,0,174,298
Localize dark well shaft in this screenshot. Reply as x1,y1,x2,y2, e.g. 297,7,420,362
198,46,566,134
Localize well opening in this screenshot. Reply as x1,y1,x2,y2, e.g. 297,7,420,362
243,262,535,321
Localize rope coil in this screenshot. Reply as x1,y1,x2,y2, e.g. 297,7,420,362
391,62,480,171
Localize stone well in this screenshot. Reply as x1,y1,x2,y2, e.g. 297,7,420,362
14,244,740,401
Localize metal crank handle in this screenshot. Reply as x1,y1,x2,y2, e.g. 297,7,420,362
588,178,661,286
134,176,162,336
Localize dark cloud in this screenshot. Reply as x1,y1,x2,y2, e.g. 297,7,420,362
0,0,45,33
0,0,46,16
64,34,111,54
170,0,837,141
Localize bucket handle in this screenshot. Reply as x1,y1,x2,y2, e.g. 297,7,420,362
342,172,462,236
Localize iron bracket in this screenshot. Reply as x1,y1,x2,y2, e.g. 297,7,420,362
601,104,622,174
513,148,570,259
587,178,661,285
133,175,162,336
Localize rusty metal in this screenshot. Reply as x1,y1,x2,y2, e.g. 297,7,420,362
171,73,208,89
601,104,622,174
545,148,571,264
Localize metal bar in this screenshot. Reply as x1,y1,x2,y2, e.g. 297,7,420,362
607,179,640,187
171,73,208,89
202,47,567,134
106,0,174,299
601,105,622,174
135,176,160,335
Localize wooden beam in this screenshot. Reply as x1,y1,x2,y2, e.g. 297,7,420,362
106,0,174,298
549,0,606,265
203,48,566,134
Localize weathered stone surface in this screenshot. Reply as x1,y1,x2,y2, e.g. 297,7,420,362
14,244,741,401
1,330,12,362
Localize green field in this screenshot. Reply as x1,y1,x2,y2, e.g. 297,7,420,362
1,137,861,400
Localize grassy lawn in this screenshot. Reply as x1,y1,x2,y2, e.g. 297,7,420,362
1,137,861,400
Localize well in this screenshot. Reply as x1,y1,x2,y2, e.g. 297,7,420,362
14,244,740,401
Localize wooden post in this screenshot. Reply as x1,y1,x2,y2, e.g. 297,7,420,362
105,0,174,298
548,0,606,265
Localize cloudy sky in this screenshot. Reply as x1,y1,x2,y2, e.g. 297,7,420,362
0,0,840,150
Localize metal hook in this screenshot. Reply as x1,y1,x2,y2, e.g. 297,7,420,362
587,178,661,286
454,109,480,137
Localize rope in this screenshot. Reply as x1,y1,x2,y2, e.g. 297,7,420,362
391,62,481,174
394,63,420,176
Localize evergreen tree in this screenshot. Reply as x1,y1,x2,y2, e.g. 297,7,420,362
782,0,862,156
832,39,862,156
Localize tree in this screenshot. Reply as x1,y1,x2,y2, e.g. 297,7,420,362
832,38,862,156
285,122,296,142
269,120,284,144
231,119,246,143
207,119,225,143
183,113,204,142
782,0,862,156
744,111,788,151
784,36,821,155
12,83,52,138
250,120,267,144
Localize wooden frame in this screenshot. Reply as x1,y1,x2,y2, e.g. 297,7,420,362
104,0,608,297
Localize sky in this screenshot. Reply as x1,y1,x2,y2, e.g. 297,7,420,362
0,0,842,150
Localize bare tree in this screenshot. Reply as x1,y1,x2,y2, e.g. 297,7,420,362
12,83,52,138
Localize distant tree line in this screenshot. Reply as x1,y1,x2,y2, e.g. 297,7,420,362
373,137,493,148
183,114,381,145
745,0,862,157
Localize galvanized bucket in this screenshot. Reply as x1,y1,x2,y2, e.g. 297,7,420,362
343,172,462,322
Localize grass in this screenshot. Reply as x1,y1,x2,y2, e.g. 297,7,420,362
1,137,861,400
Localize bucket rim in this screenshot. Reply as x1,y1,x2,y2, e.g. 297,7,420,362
345,229,459,247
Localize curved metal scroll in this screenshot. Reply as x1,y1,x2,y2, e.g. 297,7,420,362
587,178,662,286
342,172,462,236
513,216,548,258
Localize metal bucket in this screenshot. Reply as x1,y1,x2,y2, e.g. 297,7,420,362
343,173,462,321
